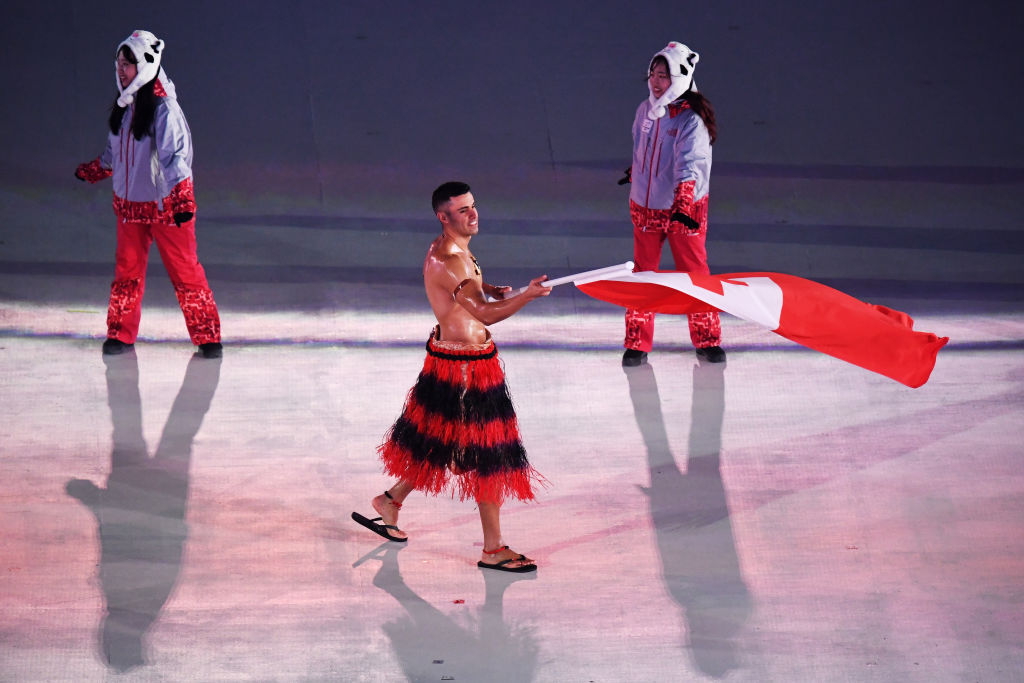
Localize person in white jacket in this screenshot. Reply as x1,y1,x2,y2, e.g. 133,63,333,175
77,30,222,358
621,41,724,366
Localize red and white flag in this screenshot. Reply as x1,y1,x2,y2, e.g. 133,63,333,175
573,270,948,388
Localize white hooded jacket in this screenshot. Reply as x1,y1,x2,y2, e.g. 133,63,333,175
98,70,193,211
629,97,711,212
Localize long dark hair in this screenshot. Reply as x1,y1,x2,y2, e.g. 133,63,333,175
108,46,159,140
649,55,718,145
681,90,717,145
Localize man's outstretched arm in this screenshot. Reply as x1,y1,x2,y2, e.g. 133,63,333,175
454,275,550,325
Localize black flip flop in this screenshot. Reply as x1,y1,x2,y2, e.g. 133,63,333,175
477,554,537,573
351,511,408,543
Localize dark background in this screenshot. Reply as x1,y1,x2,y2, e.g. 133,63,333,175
1,0,1021,316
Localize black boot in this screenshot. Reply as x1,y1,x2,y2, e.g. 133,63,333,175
102,339,134,355
695,346,726,363
622,349,648,367
198,342,223,359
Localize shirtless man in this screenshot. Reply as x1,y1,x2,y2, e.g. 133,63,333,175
352,181,550,572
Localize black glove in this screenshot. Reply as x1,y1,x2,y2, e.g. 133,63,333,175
173,212,194,227
617,167,632,185
669,211,700,233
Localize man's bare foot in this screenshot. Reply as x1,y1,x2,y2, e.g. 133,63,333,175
371,493,407,540
478,545,536,572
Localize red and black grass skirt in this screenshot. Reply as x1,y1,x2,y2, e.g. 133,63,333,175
377,327,544,505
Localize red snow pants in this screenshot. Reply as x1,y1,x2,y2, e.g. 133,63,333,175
106,217,221,345
624,203,721,352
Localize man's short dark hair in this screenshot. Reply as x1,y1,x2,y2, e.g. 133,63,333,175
431,181,471,212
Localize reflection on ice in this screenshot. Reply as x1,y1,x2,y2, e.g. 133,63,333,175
66,352,221,670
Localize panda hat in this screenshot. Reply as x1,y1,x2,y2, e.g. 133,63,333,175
115,30,165,107
647,41,699,120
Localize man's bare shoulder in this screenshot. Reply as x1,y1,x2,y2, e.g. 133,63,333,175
425,243,473,287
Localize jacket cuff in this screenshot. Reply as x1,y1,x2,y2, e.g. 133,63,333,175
166,177,196,215
669,180,700,232
76,158,112,183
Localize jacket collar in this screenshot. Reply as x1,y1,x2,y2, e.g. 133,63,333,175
668,99,692,118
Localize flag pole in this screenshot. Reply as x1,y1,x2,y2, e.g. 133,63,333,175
507,261,634,296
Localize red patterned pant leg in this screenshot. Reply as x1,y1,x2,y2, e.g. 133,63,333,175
106,278,143,342
687,311,721,348
624,309,656,351
152,219,221,345
625,216,668,352
107,220,154,343
666,228,722,349
174,284,221,345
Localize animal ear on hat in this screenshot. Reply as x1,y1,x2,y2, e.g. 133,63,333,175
676,50,698,78
140,38,163,63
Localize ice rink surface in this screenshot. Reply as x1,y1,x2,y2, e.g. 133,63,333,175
2,2,1024,681
2,305,1022,682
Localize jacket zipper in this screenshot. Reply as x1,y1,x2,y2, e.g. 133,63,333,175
643,117,660,211
119,106,136,199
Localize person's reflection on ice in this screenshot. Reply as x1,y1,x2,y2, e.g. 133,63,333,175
66,351,220,670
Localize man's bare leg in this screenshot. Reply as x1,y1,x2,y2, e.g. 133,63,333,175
478,501,534,568
371,480,414,541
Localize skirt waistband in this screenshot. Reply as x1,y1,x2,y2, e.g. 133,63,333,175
426,326,496,360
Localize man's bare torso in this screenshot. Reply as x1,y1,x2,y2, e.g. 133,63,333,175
423,234,488,345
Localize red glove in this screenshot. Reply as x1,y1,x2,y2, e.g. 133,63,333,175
75,158,112,183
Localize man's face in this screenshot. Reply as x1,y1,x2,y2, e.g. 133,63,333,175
439,192,479,237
